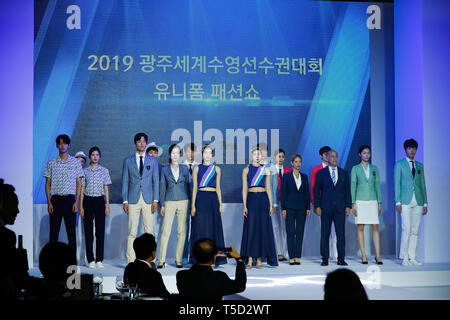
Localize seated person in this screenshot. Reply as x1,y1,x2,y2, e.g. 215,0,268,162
0,179,28,299
124,233,170,299
25,242,78,300
176,238,246,301
324,268,368,300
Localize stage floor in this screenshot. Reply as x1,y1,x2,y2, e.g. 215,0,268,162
29,256,450,300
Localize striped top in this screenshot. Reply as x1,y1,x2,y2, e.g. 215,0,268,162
248,165,266,188
197,164,217,188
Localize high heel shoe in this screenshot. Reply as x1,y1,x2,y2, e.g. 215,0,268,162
375,258,383,265
175,261,183,268
361,259,368,264
289,259,295,265
246,258,253,269
256,260,263,269
157,262,166,269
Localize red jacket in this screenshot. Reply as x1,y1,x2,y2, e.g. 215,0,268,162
311,163,326,205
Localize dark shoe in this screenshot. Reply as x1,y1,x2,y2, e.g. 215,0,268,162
375,258,383,265
361,259,368,264
295,262,301,265
321,259,329,266
278,255,287,261
157,262,166,269
289,260,295,265
176,262,183,268
337,260,348,266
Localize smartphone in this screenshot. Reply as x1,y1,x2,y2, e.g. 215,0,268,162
218,247,232,254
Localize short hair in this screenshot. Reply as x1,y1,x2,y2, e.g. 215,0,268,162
88,146,101,157
134,133,148,144
319,146,331,156
358,145,371,155
146,146,158,154
324,269,368,301
404,139,418,150
39,242,77,282
327,149,338,157
193,238,218,264
55,134,71,145
291,154,302,163
184,143,196,152
168,144,181,163
133,233,157,260
274,149,285,157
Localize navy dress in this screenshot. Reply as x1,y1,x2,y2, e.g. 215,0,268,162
189,164,227,266
240,165,278,266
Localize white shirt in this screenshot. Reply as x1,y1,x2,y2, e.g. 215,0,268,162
322,162,327,168
362,163,370,180
406,157,416,171
171,165,179,182
182,160,199,175
293,171,302,190
328,166,338,184
137,259,153,269
275,165,284,176
136,152,145,171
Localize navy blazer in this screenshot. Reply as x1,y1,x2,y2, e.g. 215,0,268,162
313,166,351,213
159,164,191,206
280,172,311,212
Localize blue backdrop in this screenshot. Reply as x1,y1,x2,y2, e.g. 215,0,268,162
34,0,379,204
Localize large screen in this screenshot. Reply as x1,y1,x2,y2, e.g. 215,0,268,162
34,0,384,203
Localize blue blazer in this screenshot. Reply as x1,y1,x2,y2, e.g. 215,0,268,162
159,164,191,207
313,167,351,213
280,172,311,212
122,154,160,204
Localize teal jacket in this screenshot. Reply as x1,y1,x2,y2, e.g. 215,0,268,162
351,163,382,203
394,158,427,206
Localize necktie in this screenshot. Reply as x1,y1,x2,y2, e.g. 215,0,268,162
189,164,193,175
332,168,336,186
279,168,282,178
139,156,144,176
410,161,416,178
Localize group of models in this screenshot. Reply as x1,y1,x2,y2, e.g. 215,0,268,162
44,133,427,269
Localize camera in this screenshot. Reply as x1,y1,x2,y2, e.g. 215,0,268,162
218,247,232,255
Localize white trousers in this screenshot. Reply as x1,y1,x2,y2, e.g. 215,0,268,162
399,201,423,261
272,206,288,257
127,193,155,263
158,200,188,263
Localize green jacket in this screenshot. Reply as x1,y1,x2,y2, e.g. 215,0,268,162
394,158,427,206
351,163,382,203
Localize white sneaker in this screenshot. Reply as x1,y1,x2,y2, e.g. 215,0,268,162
402,259,410,266
409,259,423,266
96,262,105,269
88,261,96,269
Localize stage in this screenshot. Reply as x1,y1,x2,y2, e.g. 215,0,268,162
28,257,450,300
